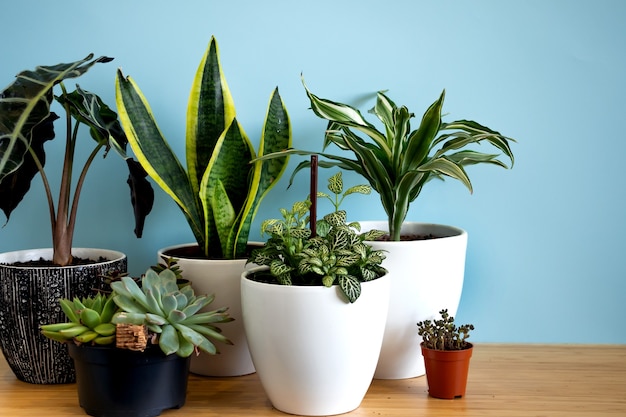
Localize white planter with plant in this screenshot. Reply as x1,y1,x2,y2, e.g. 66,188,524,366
260,79,515,379
115,36,292,376
243,172,390,415
156,245,256,376
0,56,150,384
359,221,467,378
242,267,389,416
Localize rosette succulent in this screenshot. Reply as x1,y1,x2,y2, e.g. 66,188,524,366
40,292,118,345
110,268,233,357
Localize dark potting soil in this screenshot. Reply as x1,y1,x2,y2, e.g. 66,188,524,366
376,233,437,241
6,256,110,267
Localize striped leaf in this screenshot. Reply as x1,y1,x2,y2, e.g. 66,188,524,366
115,71,205,246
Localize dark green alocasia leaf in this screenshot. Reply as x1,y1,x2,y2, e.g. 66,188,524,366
0,54,113,182
0,112,57,222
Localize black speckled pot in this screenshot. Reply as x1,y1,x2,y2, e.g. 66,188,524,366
0,248,127,384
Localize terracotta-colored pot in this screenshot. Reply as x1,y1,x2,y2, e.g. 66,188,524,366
421,342,473,399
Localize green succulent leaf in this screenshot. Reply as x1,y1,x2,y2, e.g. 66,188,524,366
79,308,101,329
59,299,80,324
158,324,179,356
112,294,148,314
176,332,195,357
112,312,146,325
145,313,167,326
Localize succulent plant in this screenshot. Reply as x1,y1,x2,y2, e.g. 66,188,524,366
110,268,233,357
248,172,388,303
417,309,475,351
40,292,118,345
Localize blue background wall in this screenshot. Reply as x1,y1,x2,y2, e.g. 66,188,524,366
1,1,625,343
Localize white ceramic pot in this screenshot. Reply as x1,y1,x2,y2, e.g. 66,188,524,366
0,248,127,384
359,221,468,380
158,243,255,377
241,266,390,416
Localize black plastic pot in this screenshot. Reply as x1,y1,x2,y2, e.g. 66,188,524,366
68,344,190,417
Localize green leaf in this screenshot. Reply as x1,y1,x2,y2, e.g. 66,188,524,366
158,324,179,356
0,54,112,182
339,275,361,303
115,70,205,247
232,87,292,257
59,298,80,323
186,36,236,205
402,90,444,173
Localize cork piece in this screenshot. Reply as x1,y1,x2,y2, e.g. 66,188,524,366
115,323,148,351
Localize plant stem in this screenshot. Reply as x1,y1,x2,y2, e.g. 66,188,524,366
310,155,318,238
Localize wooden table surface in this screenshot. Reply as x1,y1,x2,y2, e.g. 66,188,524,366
1,344,625,416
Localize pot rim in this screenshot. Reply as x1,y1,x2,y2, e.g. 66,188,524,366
0,248,126,269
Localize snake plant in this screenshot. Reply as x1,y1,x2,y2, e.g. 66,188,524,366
115,36,292,259
0,55,153,266
262,78,515,241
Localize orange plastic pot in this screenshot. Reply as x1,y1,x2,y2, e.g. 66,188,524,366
421,342,473,399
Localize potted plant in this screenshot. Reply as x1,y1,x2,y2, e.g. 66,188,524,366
417,309,475,399
0,55,153,384
258,78,515,379
41,264,232,417
114,36,291,377
242,171,390,416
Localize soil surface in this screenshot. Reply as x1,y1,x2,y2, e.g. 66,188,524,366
6,256,109,267
376,233,438,241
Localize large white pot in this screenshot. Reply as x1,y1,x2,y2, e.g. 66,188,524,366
158,243,255,377
241,266,390,416
0,248,127,384
359,221,468,380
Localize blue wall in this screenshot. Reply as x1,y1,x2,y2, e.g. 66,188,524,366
2,0,625,343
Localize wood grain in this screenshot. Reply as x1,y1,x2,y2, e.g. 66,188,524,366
1,344,625,416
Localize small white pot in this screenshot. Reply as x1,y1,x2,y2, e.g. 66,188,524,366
158,243,256,377
359,221,468,380
241,266,390,416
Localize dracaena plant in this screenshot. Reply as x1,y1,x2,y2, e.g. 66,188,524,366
248,172,388,303
0,55,153,266
115,36,292,259
264,78,515,241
